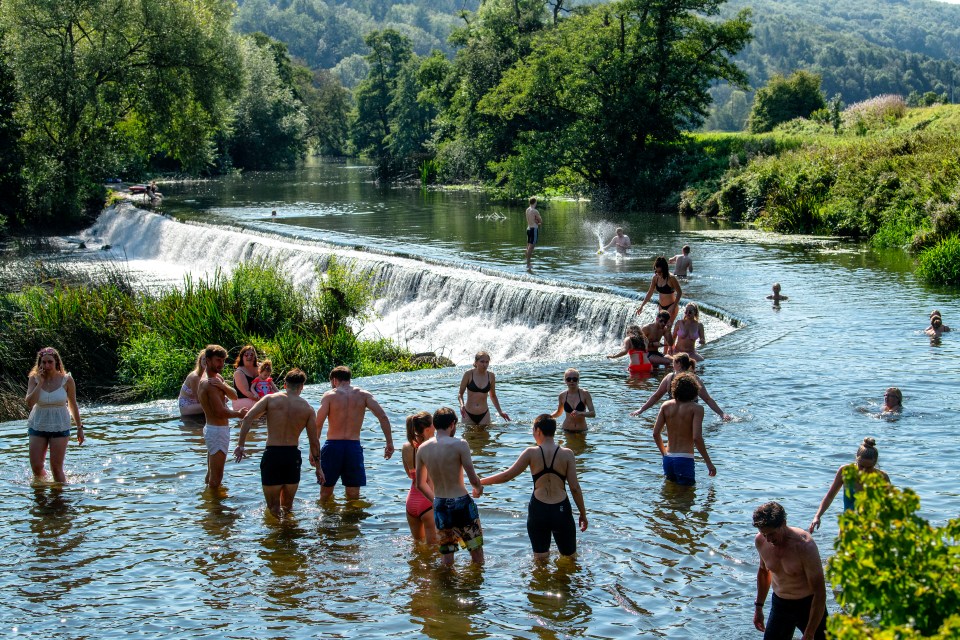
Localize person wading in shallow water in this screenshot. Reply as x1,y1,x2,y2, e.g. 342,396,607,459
25,347,84,483
525,196,542,270
197,344,248,489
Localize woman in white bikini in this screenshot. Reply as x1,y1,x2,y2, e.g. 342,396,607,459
25,347,84,482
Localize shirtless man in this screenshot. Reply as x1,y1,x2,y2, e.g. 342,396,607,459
767,283,788,304
669,245,693,277
525,196,543,269
652,372,716,485
603,227,631,255
753,501,827,640
234,368,319,518
415,407,485,566
641,311,675,367
197,344,248,489
314,365,394,501
630,353,731,420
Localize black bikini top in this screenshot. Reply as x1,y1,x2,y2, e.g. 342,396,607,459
466,373,490,393
563,391,586,414
238,368,258,400
531,446,566,483
655,277,675,294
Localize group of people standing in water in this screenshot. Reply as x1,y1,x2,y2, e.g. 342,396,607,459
18,235,946,640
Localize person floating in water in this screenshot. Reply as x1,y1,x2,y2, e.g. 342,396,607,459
652,372,716,485
881,387,902,414
752,501,827,640
603,227,631,255
767,283,788,303
525,196,542,270
808,437,889,534
669,245,693,277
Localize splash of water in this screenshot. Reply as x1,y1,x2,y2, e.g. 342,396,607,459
581,220,620,255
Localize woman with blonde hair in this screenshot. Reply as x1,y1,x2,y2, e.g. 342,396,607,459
809,438,890,533
177,350,207,417
550,368,596,433
25,347,84,482
458,351,510,426
672,302,706,361
882,387,902,413
402,411,437,544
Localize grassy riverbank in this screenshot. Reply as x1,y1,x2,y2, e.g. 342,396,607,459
0,258,436,421
681,102,960,284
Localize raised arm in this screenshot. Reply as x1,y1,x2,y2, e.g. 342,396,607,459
488,372,510,421
631,374,671,417
480,448,531,486
809,466,844,533
25,374,41,409
564,450,588,532
691,406,715,476
365,393,395,459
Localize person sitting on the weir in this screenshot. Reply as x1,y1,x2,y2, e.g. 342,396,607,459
603,227,631,255
641,311,675,367
767,283,788,303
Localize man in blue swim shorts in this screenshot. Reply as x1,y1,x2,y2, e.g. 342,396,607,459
415,407,485,565
314,366,394,501
653,372,716,486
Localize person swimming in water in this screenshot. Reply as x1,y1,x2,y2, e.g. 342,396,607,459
767,283,788,303
550,368,596,433
925,310,950,337
881,387,902,413
808,437,889,533
458,351,510,426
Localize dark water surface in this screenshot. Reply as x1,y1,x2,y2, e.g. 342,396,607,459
2,160,958,638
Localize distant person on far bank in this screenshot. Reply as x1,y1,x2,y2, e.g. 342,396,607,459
197,344,249,489
314,366,394,501
753,501,827,640
525,196,542,270
415,407,485,566
234,368,318,518
25,347,84,483
652,372,716,485
603,227,631,255
669,245,693,277
767,283,788,304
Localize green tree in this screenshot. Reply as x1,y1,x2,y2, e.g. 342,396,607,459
827,469,960,639
0,37,23,234
747,70,828,133
0,0,241,227
474,0,752,203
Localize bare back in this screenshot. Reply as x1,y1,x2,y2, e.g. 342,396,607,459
416,436,473,498
661,399,704,455
529,444,573,504
674,255,692,276
317,384,380,440
261,392,316,446
525,206,541,227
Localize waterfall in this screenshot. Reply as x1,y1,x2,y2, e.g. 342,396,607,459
85,204,734,365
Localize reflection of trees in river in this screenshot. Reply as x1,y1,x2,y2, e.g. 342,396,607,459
407,555,486,639
649,482,717,558
258,516,311,610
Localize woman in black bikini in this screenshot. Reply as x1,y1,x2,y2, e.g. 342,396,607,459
636,256,683,326
458,350,510,426
232,345,260,411
550,368,596,433
480,414,588,559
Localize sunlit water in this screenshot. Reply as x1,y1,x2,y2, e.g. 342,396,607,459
2,160,959,638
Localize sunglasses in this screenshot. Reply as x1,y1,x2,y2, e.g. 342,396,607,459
685,310,695,315
566,377,579,382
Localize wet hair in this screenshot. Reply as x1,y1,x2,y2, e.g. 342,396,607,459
671,372,700,402
672,353,693,371
433,406,457,431
533,414,557,437
193,350,206,375
234,345,258,368
657,311,671,322
684,302,699,320
616,227,624,234
529,196,537,205
628,332,645,350
930,309,942,319
682,245,690,255
406,411,433,446
564,367,580,380
30,347,66,377
654,256,669,277
885,387,902,407
772,283,782,291
753,501,787,529
856,437,878,464
474,350,491,364
205,344,228,361
330,366,351,382
258,359,273,374
284,368,306,388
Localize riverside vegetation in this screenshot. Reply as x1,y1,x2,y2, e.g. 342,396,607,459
0,257,434,422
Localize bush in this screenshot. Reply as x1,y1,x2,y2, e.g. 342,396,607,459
827,469,960,638
916,235,960,285
117,334,196,400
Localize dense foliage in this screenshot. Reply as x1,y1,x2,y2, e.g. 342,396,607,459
747,71,827,134
826,469,960,639
0,257,432,419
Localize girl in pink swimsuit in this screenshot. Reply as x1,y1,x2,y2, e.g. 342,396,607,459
672,302,706,361
402,411,437,544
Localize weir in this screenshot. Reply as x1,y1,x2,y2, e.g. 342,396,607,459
86,204,734,364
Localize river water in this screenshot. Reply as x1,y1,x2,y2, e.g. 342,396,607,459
2,160,958,639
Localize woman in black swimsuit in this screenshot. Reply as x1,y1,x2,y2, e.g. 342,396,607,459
636,256,683,326
550,368,596,433
458,350,510,426
481,414,588,559
232,345,260,411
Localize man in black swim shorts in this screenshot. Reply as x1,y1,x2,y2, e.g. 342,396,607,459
235,369,319,518
525,196,543,269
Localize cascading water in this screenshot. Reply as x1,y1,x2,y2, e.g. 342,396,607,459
85,204,734,364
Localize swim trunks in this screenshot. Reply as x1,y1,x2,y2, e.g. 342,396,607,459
260,446,301,486
763,593,827,640
662,453,696,486
203,425,231,455
319,439,366,487
434,494,484,555
526,226,539,245
527,495,577,555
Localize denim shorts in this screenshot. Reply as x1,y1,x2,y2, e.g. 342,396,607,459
28,428,70,439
